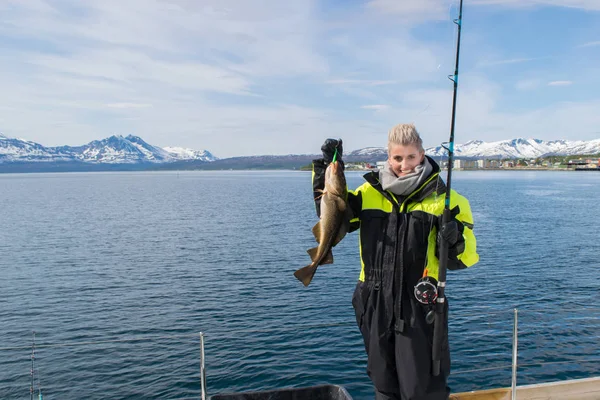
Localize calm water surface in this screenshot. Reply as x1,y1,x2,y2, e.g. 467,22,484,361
0,170,599,399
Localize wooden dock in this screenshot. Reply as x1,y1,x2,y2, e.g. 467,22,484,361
451,376,600,399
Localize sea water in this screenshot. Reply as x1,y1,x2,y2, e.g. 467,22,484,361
0,170,598,399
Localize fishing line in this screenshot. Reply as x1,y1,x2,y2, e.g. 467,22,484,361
35,356,43,400
449,0,460,60
30,332,35,400
0,333,202,351
416,103,432,118
419,153,445,277
416,0,461,313
313,146,340,203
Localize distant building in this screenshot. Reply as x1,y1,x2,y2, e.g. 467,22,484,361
454,159,478,170
576,158,600,169
567,159,587,169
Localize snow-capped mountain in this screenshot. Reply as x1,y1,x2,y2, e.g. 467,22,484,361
163,146,215,161
2,133,599,172
349,147,386,157
427,138,600,158
0,133,217,164
348,138,600,160
0,134,76,162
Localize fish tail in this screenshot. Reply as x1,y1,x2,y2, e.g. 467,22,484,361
293,264,318,287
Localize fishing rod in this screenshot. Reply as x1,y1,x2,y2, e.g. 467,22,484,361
30,332,43,400
30,333,34,400
432,0,464,377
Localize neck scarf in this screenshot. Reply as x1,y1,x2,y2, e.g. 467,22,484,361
379,157,433,196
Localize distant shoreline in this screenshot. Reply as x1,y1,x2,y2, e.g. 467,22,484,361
345,167,582,172
1,165,598,174
444,167,576,172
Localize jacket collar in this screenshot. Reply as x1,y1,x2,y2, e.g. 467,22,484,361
364,156,447,205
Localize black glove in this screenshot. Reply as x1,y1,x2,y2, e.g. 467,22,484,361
438,220,459,247
313,138,344,217
321,138,343,164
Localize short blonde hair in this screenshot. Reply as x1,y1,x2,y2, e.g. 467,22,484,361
387,123,424,152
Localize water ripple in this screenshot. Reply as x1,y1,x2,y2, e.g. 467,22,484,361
0,171,599,399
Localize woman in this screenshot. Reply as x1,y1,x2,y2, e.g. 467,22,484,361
312,124,479,400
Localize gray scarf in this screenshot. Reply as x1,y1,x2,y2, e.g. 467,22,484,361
379,157,433,196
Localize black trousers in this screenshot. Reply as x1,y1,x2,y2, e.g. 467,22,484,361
352,281,451,400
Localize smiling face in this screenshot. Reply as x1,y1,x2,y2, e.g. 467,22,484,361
388,143,425,177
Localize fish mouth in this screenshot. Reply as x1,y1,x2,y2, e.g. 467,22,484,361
330,161,339,173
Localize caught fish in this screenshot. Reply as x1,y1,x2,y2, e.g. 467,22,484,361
294,161,351,286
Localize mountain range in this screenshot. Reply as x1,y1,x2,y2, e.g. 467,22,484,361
349,138,600,160
0,133,216,164
1,133,599,172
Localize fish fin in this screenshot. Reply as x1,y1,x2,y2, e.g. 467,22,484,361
311,222,321,243
307,247,319,262
294,264,318,287
308,246,333,265
320,249,334,265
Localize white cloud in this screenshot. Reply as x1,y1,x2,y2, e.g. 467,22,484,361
515,79,542,91
368,0,600,19
366,0,452,21
548,81,573,86
0,0,598,158
373,74,600,149
578,41,600,47
0,0,333,155
106,103,153,109
327,79,399,86
477,57,542,67
1,0,326,81
470,0,600,10
454,82,600,144
28,50,253,95
361,105,391,111
328,35,448,84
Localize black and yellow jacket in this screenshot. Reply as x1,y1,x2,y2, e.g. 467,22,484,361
312,156,479,289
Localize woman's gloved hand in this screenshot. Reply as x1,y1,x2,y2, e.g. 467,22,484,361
321,138,343,165
438,220,459,247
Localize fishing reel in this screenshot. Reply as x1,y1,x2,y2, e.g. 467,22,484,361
414,276,438,305
414,276,439,324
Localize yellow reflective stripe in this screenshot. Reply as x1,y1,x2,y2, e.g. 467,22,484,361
425,231,439,279
458,226,479,266
353,177,479,282
355,182,394,212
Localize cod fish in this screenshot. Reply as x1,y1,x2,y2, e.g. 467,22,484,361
294,161,351,286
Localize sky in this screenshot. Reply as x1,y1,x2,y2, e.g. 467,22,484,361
1,0,599,158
